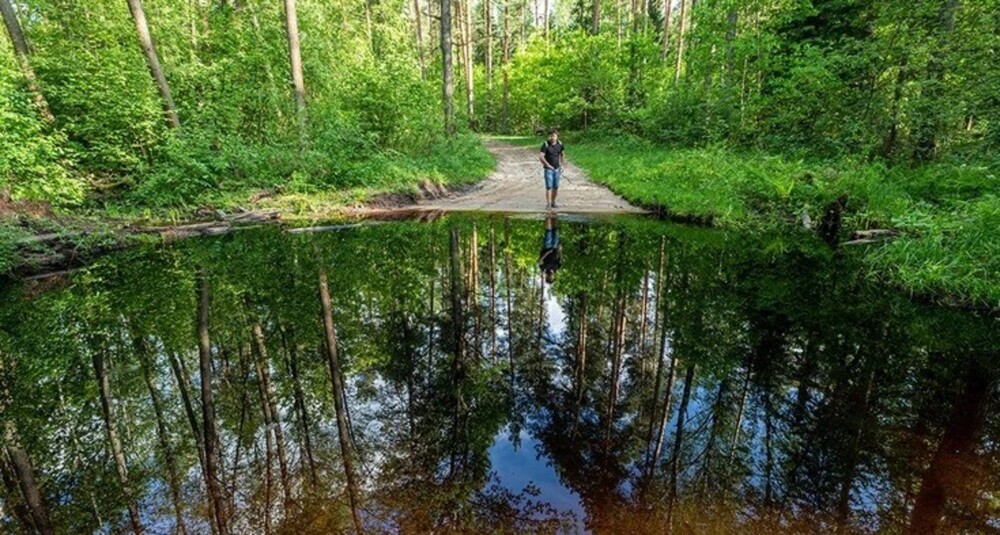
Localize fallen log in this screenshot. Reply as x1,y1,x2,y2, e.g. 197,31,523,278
850,228,899,240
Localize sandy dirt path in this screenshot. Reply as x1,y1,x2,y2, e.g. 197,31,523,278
416,139,646,214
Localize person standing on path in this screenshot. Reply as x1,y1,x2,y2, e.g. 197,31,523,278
539,129,566,209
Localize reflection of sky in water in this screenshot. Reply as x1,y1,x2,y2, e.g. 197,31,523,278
489,424,585,532
545,288,566,337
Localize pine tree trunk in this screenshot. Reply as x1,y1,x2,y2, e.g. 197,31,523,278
198,270,229,535
660,0,673,59
448,229,467,478
501,0,510,132
440,0,456,135
484,0,493,89
572,294,589,436
489,226,498,360
605,290,627,434
503,220,515,385
462,0,475,128
318,267,364,534
126,0,180,128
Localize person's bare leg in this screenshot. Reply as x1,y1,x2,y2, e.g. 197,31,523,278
552,188,558,208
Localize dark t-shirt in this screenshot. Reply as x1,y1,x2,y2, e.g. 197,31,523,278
540,248,561,272
540,141,565,169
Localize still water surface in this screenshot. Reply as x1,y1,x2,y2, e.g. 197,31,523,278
0,214,997,534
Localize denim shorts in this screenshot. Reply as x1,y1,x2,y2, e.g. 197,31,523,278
544,167,562,190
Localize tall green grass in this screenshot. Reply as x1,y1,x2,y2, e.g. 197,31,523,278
514,133,1000,309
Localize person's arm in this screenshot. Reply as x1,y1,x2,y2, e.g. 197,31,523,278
560,148,566,168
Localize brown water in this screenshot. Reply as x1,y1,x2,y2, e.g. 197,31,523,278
0,214,997,534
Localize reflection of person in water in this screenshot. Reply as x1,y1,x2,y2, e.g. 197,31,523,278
538,215,562,283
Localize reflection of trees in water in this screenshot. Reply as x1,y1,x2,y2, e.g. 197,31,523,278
0,217,998,534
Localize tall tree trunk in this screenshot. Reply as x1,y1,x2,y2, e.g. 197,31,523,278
468,225,481,356
198,270,229,535
135,336,187,535
666,364,696,527
592,0,600,34
0,0,54,122
283,0,307,138
605,290,627,435
92,347,145,534
726,366,751,474
318,268,365,534
638,271,649,360
908,360,994,533
169,352,208,478
281,328,319,488
836,368,875,523
501,0,511,132
698,379,728,493
1,453,37,534
650,351,677,475
126,0,180,128
364,0,373,46
462,0,475,128
0,353,55,535
489,226,498,360
448,229,467,477
543,0,549,41
673,0,688,83
723,8,737,87
414,0,427,79
484,0,493,89
440,0,456,135
643,237,667,468
251,321,293,509
913,0,960,161
503,220,515,386
572,294,589,436
4,440,55,535
879,57,908,159
616,0,622,47
660,0,673,59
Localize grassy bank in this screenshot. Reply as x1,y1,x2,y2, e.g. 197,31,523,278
513,133,1000,310
1,134,495,277
88,133,495,221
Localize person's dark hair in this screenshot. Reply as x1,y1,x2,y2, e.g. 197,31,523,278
549,128,559,135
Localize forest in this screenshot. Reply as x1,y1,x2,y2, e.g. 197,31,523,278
2,0,998,306
2,1,1000,532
